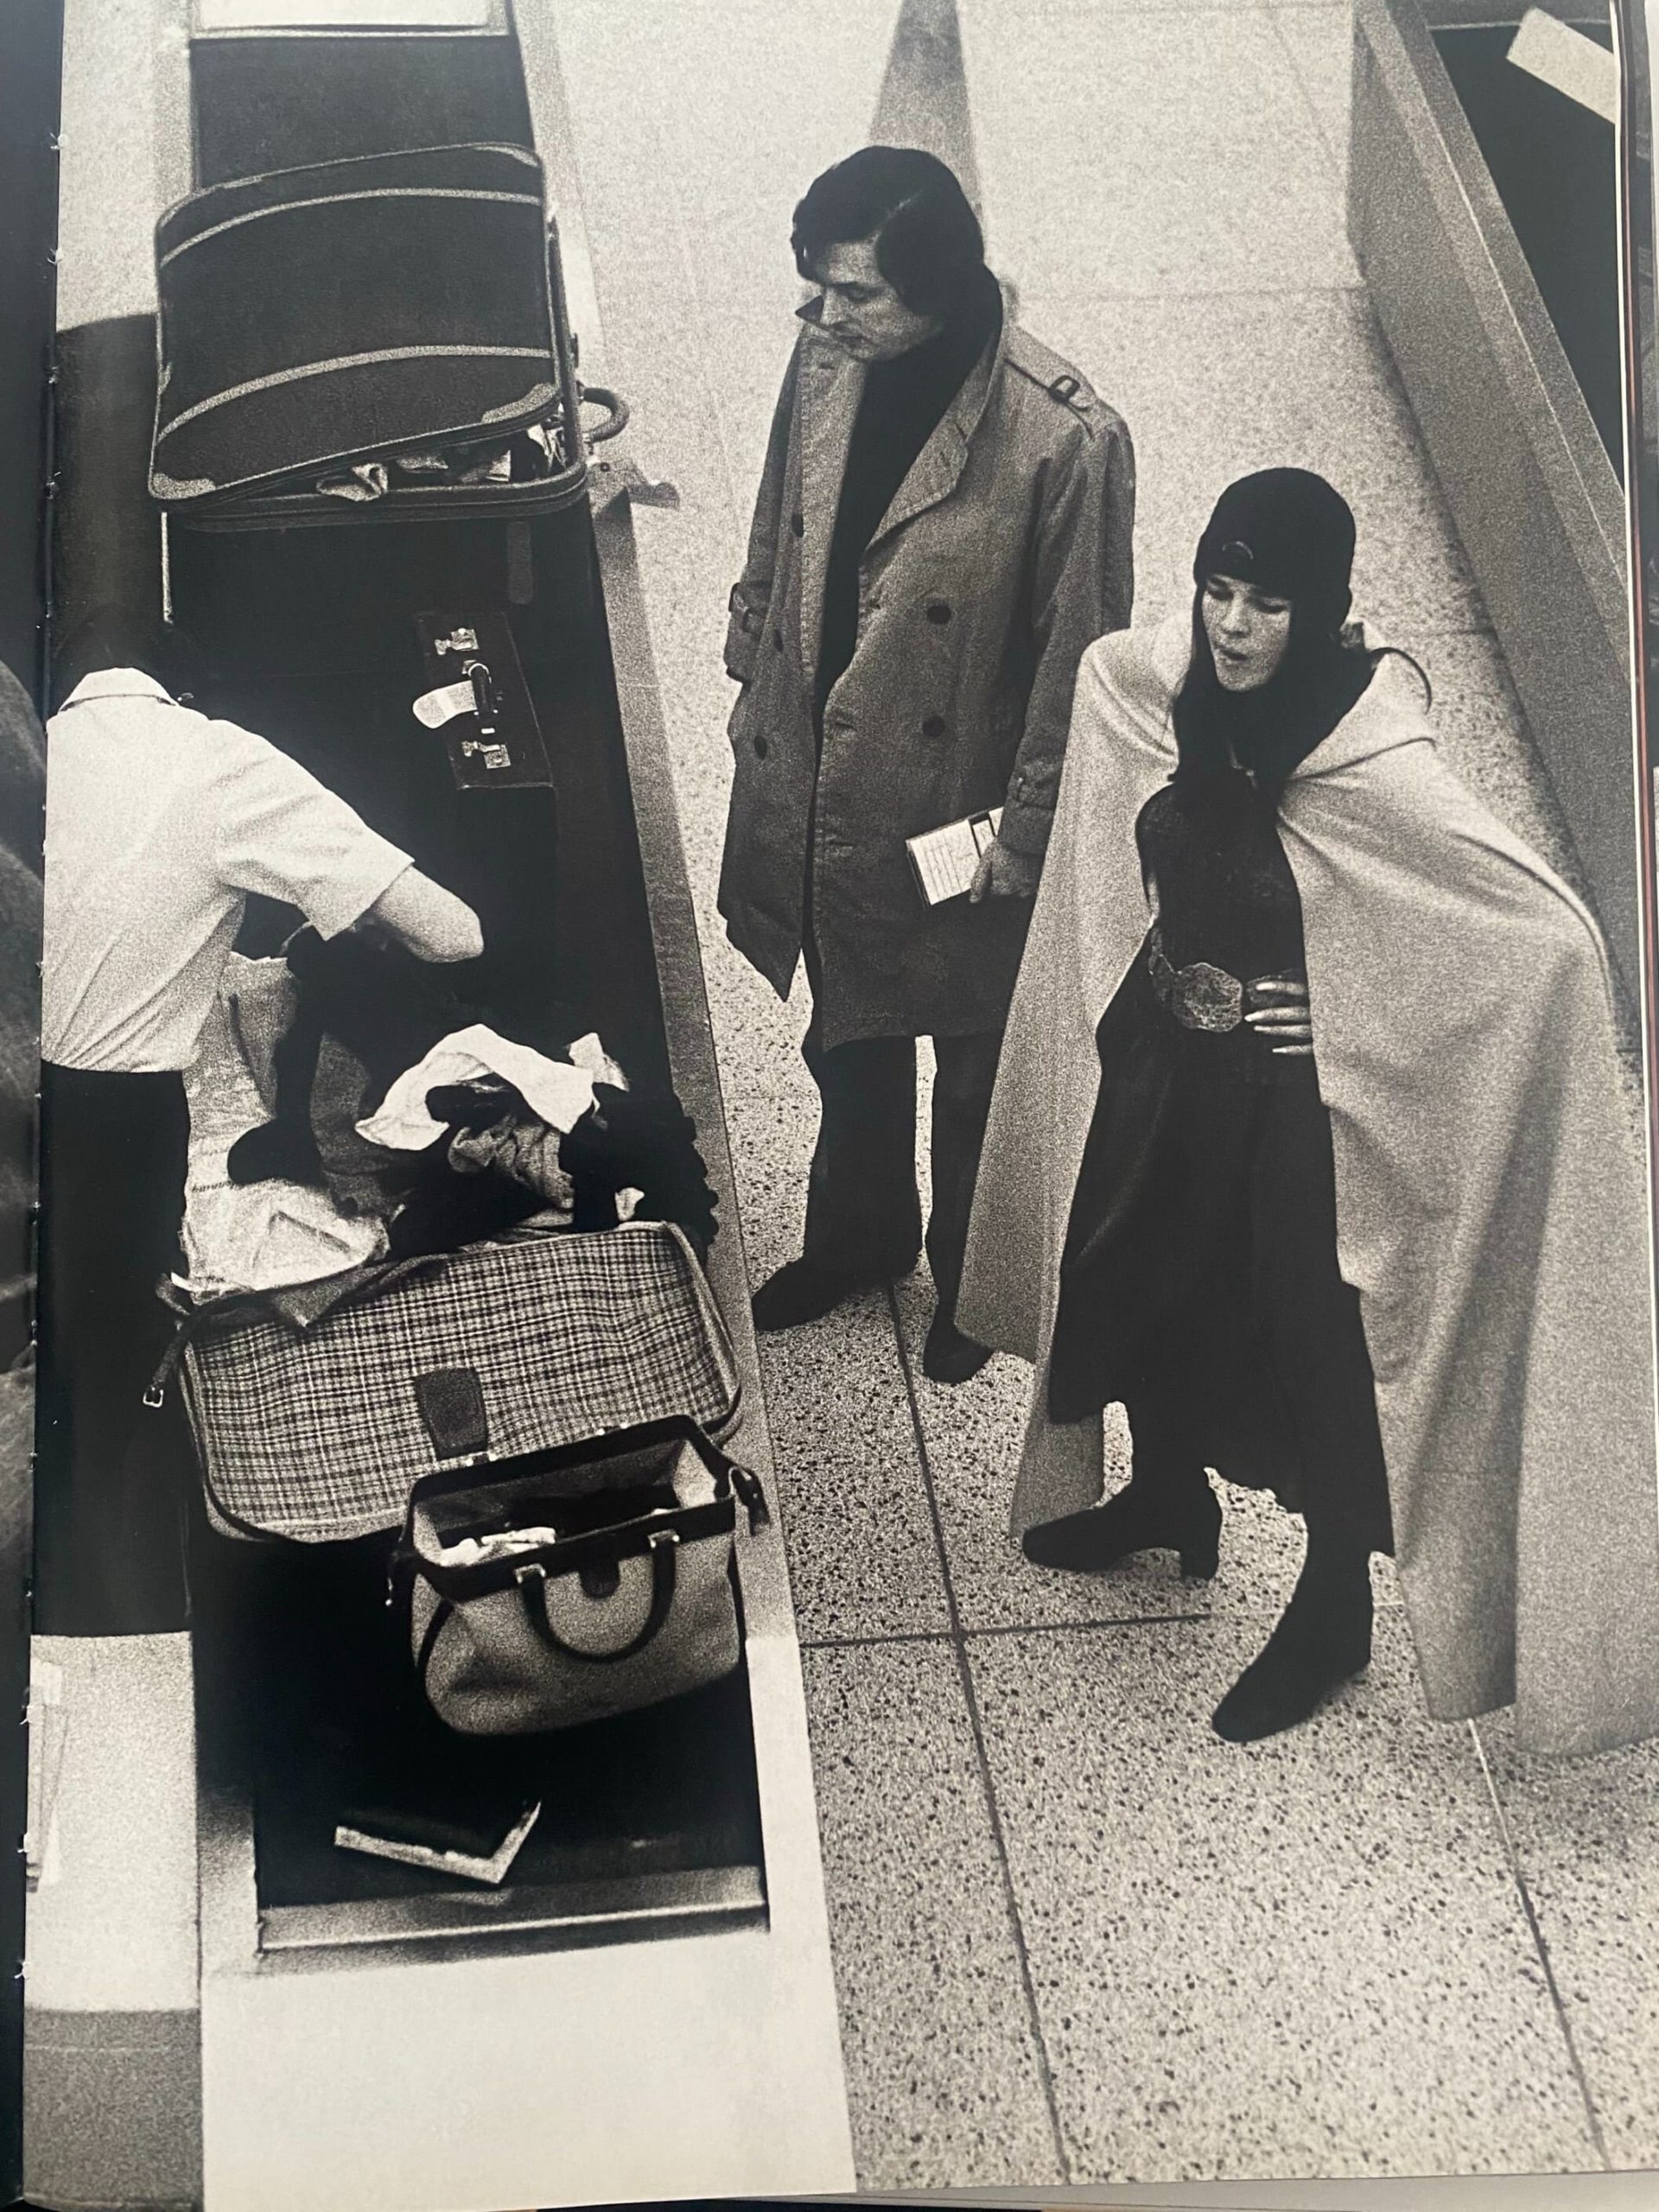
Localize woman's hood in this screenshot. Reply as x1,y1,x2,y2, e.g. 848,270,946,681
1144,610,1437,780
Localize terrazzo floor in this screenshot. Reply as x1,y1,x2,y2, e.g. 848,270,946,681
545,0,1659,2190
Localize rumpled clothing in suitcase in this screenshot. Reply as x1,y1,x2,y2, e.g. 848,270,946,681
228,926,719,1259
179,954,388,1299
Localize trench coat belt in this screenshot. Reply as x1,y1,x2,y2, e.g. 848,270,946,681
1146,927,1302,1034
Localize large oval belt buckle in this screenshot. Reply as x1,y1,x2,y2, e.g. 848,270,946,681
1173,960,1244,1032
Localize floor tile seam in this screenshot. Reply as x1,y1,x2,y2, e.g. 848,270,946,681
971,0,1348,28
885,1285,1075,2185
1268,0,1349,181
797,1626,958,1655
951,1601,1372,1641
1467,1718,1613,2168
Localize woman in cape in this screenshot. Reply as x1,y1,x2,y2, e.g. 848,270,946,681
957,467,1659,1755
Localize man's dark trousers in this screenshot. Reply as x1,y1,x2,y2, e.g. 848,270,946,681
793,722,1007,1321
798,999,1003,1318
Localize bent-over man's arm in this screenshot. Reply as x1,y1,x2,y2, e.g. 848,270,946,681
363,866,483,963
212,721,482,961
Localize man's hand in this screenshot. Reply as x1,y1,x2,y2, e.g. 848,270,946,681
968,836,1042,903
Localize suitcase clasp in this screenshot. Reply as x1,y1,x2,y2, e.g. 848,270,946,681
434,626,480,657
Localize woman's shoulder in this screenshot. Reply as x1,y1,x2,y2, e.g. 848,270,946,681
1077,617,1185,743
1313,686,1614,979
1085,614,1185,692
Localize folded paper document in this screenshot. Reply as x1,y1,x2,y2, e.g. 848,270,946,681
906,807,1004,906
334,1800,542,1887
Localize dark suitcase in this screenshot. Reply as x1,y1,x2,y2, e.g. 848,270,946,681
149,141,616,668
152,140,582,512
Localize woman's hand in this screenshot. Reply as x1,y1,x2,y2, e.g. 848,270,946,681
1244,977,1313,1056
969,837,1042,903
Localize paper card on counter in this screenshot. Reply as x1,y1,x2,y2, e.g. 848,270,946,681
412,679,475,729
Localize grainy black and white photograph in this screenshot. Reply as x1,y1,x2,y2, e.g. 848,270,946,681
15,0,1659,2206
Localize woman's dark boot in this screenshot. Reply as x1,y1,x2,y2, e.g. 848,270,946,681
1021,1473,1222,1580
1211,1532,1373,1743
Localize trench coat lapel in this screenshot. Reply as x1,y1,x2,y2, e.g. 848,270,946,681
796,316,865,691
793,284,1014,684
867,296,1005,553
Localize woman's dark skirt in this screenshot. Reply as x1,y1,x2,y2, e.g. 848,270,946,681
1048,954,1393,1554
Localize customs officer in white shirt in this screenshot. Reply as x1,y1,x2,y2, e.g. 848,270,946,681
37,617,482,1631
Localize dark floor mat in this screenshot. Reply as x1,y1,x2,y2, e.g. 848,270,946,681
191,35,533,185
190,1524,762,1911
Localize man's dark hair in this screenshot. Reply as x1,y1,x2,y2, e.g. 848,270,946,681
791,146,986,321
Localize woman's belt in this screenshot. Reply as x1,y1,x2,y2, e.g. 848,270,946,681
1146,928,1302,1034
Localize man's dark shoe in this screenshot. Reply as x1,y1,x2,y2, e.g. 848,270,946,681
922,1308,993,1384
751,1258,862,1332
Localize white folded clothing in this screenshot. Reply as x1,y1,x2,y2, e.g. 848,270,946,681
356,1024,598,1152
179,1183,388,1301
567,1032,629,1090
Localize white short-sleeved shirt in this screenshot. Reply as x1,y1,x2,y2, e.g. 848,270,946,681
42,669,413,1073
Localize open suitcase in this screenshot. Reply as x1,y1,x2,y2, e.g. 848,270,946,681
164,1218,753,1740
165,1221,743,1545
145,136,637,1023
149,139,620,675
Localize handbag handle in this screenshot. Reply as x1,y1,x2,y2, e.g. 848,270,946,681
518,1532,677,1666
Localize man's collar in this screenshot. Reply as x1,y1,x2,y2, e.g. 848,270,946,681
58,667,175,709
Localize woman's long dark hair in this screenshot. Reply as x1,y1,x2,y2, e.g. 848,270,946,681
1171,589,1431,798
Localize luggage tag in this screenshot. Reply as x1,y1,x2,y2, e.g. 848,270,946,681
412,611,555,792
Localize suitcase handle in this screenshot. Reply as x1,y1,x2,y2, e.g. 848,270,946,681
517,1529,677,1664
579,386,629,445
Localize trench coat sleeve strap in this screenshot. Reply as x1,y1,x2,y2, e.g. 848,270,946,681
725,336,804,686
997,413,1137,860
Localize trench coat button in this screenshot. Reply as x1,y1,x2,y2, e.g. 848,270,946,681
772,626,785,652
753,733,768,758
921,714,948,740
791,512,804,537
925,600,952,625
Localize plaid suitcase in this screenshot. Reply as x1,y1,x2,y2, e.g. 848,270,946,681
175,1222,742,1545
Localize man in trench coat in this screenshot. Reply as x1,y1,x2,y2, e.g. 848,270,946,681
719,147,1135,1381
